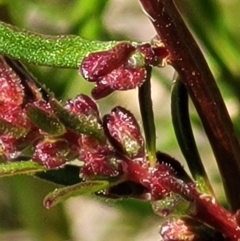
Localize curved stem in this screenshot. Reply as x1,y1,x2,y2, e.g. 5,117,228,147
138,66,156,166
139,0,240,211
171,75,213,194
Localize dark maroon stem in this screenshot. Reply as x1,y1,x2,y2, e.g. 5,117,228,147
139,0,240,211
192,194,240,241
125,160,240,240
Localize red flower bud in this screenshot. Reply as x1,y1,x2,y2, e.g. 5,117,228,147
0,58,24,105
91,66,146,100
103,107,144,158
65,94,100,121
80,43,150,99
0,135,19,160
80,43,135,81
160,218,224,241
33,138,78,168
78,135,122,179
0,103,29,137
80,152,122,179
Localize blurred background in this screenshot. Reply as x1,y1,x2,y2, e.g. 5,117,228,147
0,0,240,240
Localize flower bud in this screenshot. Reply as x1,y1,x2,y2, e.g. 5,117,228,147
103,106,144,158
33,138,78,168
65,94,100,121
80,43,135,81
0,58,24,105
160,217,224,241
91,66,146,100
0,103,29,137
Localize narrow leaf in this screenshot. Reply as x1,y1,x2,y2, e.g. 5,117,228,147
44,180,109,208
0,161,46,177
26,104,66,136
50,100,105,141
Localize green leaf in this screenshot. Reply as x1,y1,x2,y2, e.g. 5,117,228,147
0,160,46,177
152,192,191,217
50,99,105,142
36,164,82,186
0,118,28,138
0,21,123,68
171,76,213,194
25,103,66,136
44,180,109,208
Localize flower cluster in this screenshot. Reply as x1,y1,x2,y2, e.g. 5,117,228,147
0,56,190,202
0,57,142,176
0,57,119,176
80,42,168,99
1,42,239,240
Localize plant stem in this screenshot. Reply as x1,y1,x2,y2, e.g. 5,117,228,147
191,193,240,241
139,0,240,211
138,66,156,166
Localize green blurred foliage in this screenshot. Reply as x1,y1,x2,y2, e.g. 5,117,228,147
0,0,240,240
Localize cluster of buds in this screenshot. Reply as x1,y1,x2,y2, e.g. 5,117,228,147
80,41,169,99
1,39,239,240
0,56,204,241
0,57,78,167
0,57,120,175
0,55,191,202
0,40,169,174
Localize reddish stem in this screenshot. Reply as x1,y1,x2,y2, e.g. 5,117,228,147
139,0,240,212
125,161,240,240
192,193,240,241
